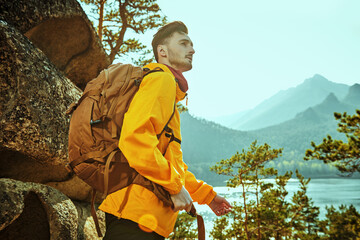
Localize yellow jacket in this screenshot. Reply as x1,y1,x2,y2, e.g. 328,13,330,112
99,63,216,237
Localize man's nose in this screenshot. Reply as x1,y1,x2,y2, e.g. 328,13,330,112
189,46,195,54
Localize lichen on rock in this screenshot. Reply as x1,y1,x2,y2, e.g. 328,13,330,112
0,178,78,240
0,0,110,89
0,20,81,183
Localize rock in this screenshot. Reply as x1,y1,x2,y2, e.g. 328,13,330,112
73,201,105,240
0,20,81,183
47,176,93,202
46,176,106,203
0,178,78,239
0,1,109,238
0,0,110,89
0,179,106,239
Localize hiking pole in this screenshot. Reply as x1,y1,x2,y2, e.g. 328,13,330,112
187,204,205,240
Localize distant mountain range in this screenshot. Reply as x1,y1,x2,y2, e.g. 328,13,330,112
180,77,360,185
214,74,350,130
250,84,359,153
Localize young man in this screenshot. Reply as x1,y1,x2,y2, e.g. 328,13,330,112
99,21,232,239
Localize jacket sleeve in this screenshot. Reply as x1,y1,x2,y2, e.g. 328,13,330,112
119,72,183,195
184,164,217,205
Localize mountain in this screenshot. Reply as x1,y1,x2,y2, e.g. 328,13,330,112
180,85,360,185
217,74,349,130
249,93,351,154
180,112,257,185
312,92,356,115
180,112,255,164
343,83,360,106
210,110,250,129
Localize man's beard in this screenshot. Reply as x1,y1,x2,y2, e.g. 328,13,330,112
168,49,192,72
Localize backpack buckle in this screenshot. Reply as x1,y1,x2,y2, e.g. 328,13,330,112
187,204,197,217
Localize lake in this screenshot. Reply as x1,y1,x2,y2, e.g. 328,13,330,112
192,178,360,237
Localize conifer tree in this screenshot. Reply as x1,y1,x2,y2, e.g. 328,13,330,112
210,141,282,239
176,103,188,113
167,212,197,240
290,171,320,239
305,110,360,175
318,205,360,239
210,216,231,239
80,0,166,65
210,142,321,239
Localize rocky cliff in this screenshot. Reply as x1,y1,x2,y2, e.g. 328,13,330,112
0,0,110,238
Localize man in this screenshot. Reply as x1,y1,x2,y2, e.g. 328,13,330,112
99,21,232,239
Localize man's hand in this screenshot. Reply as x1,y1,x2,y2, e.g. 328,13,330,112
209,194,232,216
170,186,193,212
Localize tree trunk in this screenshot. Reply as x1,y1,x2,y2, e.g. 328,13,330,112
98,0,105,41
255,170,261,240
241,179,250,240
108,0,128,63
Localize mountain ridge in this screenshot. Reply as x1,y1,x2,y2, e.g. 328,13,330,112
181,82,360,185
213,74,349,130
343,83,360,106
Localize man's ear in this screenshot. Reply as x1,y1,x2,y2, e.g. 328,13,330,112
158,45,167,58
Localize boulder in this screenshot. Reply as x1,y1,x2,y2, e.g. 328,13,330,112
74,200,105,240
0,178,78,239
0,0,110,89
47,176,94,202
0,20,81,183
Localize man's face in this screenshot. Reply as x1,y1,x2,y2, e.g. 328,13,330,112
163,32,195,72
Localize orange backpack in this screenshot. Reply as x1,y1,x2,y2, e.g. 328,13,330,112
66,63,174,236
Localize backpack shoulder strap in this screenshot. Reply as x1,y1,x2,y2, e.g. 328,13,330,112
157,101,176,140
90,190,103,237
65,89,102,115
143,67,164,78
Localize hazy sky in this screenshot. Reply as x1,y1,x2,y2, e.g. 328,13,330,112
82,0,360,119
150,0,360,119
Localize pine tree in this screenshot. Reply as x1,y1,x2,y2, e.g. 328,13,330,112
210,142,321,239
290,171,320,239
210,141,282,239
259,171,293,239
318,205,360,240
305,109,360,175
210,216,231,240
167,212,197,240
80,0,166,65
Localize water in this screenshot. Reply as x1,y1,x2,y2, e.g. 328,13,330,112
192,178,360,238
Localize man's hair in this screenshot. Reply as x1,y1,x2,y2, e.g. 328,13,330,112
152,21,188,62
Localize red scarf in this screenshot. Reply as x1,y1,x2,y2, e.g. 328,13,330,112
165,65,189,93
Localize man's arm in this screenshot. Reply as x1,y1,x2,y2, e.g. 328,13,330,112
184,166,232,215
